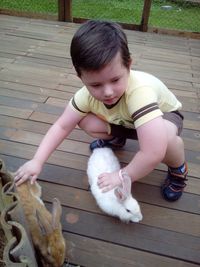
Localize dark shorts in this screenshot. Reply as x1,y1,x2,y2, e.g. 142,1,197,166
110,111,184,140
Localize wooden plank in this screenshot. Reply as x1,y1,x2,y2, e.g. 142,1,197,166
46,97,71,107
64,0,73,22
0,132,199,196
170,89,197,98
0,127,90,156
0,124,195,168
135,66,196,83
0,95,39,111
1,153,199,214
149,27,200,40
0,139,88,171
61,73,83,88
41,183,200,238
58,0,66,21
0,127,200,181
0,87,47,102
0,154,88,190
0,127,199,181
40,179,200,220
0,95,66,116
65,232,199,267
0,80,75,99
16,54,72,69
0,57,14,69
57,206,200,263
162,79,196,91
0,114,92,143
135,60,194,75
29,111,60,123
140,0,152,32
0,105,32,119
0,63,65,89
1,114,199,154
135,58,192,70
2,60,66,79
140,50,192,65
1,137,199,198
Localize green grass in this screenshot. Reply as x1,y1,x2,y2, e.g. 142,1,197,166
0,0,199,32
72,0,143,24
0,0,58,14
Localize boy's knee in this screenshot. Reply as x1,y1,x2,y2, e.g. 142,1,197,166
78,113,108,135
78,115,92,132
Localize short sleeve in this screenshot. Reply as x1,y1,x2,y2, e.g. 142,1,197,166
69,86,91,116
127,86,163,128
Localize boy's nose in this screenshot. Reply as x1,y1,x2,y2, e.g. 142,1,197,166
104,85,113,97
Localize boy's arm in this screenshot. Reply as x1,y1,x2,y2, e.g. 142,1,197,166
14,104,83,185
124,116,168,181
98,116,168,192
33,104,82,164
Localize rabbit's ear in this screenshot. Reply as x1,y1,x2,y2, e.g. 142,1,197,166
51,198,62,230
114,188,126,202
121,171,132,195
114,171,132,202
36,210,53,235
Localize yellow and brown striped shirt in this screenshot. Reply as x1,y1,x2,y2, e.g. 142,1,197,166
69,70,182,129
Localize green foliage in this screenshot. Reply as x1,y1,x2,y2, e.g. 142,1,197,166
72,0,143,23
0,0,57,14
150,0,200,31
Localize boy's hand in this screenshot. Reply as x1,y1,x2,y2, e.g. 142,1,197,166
14,159,42,186
97,171,121,193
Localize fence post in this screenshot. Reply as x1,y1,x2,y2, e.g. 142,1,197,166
58,0,72,22
140,0,152,32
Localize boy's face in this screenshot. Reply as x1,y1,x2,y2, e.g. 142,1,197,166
80,52,131,106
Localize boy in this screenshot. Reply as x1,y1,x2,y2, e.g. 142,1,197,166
14,20,188,201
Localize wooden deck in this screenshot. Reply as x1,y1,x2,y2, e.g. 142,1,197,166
0,15,200,267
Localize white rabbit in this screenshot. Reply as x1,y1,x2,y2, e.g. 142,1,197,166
87,147,143,223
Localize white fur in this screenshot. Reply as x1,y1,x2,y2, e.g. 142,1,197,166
87,148,143,223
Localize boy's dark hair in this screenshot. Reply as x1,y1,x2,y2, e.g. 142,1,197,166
70,20,131,77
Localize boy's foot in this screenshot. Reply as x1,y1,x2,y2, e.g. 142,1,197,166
161,163,188,202
90,137,126,151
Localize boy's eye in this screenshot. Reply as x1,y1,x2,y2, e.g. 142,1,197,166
91,84,101,88
112,78,120,83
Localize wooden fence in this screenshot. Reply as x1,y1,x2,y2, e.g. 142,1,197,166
58,0,199,39
0,0,199,38
58,0,152,32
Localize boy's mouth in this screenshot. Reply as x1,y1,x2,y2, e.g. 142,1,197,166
104,98,116,105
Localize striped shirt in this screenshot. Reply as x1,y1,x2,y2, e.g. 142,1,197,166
69,70,182,129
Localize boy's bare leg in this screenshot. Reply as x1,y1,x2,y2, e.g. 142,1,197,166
79,113,126,150
162,119,185,167
161,119,187,201
78,113,111,139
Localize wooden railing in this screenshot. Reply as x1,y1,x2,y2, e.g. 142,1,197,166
58,0,152,32
1,0,199,38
